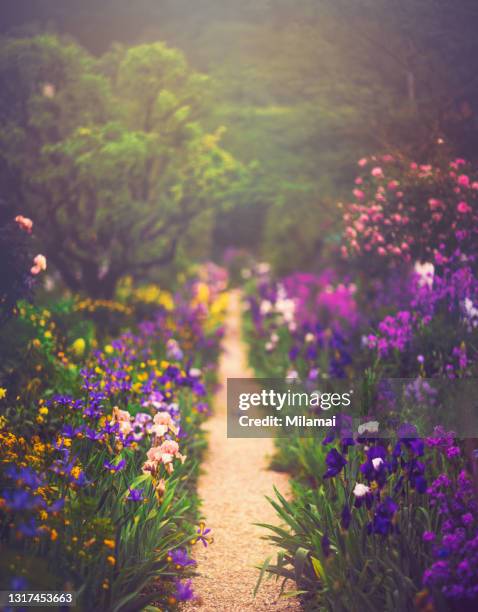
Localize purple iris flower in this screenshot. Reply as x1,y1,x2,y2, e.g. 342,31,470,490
360,445,388,486
408,459,427,493
341,503,351,530
61,424,77,439
126,487,144,502
168,548,196,568
367,497,398,536
104,459,126,472
48,498,65,513
173,579,195,602
84,427,103,441
196,523,211,547
323,448,347,479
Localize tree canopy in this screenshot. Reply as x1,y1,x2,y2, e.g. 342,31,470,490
0,35,244,296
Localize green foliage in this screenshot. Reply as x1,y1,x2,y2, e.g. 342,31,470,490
0,35,244,297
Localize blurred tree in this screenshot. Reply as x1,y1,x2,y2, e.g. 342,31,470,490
0,35,243,297
201,17,388,270
2,1,478,274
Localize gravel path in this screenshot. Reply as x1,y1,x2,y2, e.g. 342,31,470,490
183,290,299,611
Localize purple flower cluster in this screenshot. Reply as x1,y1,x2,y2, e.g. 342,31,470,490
2,466,64,537
422,431,478,604
247,272,354,379
322,425,429,540
366,310,413,356
363,261,478,377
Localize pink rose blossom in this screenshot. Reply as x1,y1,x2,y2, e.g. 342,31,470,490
457,201,472,214
14,215,33,233
458,174,470,187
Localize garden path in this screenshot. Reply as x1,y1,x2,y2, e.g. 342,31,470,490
183,290,299,611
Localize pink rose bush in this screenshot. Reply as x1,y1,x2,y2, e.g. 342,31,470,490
342,155,478,270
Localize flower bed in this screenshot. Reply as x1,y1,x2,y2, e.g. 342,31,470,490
244,155,478,611
0,272,227,610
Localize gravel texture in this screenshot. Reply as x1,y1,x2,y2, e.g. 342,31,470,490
182,291,299,611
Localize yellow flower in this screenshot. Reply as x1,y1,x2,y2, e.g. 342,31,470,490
106,556,116,566
39,407,48,416
193,282,210,305
50,529,58,541
158,291,174,311
0,388,6,400
70,466,82,480
103,539,115,549
104,345,114,355
71,338,86,357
